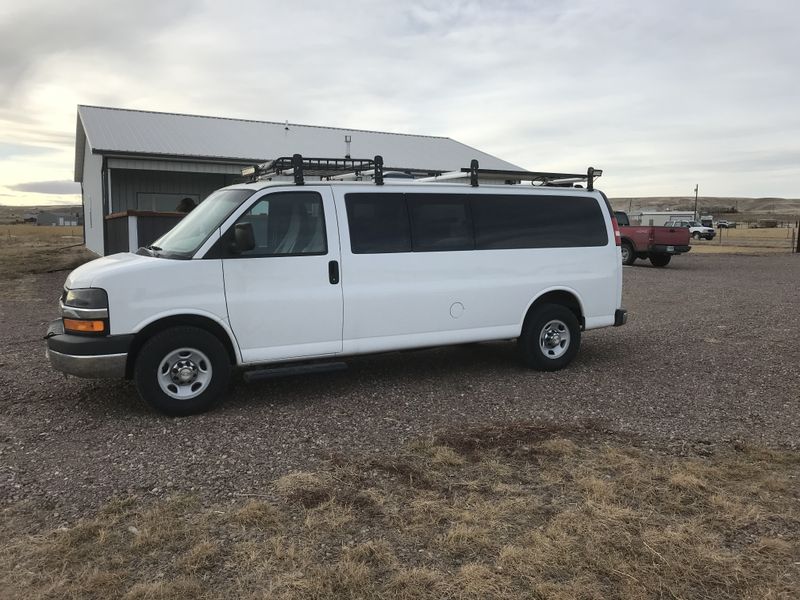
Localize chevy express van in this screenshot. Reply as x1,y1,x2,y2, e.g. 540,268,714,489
46,158,626,415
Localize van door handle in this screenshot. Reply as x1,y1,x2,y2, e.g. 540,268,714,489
328,260,339,285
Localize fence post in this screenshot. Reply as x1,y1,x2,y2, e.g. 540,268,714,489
795,221,799,253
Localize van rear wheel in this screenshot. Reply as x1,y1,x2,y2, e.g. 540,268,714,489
134,326,231,416
518,304,581,371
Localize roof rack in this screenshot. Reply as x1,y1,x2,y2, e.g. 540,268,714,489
433,161,601,190
242,155,602,190
242,154,384,185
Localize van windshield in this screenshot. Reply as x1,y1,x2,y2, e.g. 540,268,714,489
146,189,256,258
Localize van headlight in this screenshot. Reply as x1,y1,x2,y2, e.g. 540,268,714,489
60,288,109,335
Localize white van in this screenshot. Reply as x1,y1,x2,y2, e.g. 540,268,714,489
46,157,626,415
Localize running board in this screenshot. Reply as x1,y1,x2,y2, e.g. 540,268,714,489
242,361,347,382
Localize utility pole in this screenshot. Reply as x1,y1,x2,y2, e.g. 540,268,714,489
693,185,699,221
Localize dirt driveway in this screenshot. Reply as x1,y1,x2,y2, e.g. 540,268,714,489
1,253,798,520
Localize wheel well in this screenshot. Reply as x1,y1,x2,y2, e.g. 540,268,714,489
620,237,634,249
525,291,584,330
125,315,237,379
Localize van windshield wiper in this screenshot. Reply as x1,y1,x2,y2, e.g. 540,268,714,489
137,245,162,257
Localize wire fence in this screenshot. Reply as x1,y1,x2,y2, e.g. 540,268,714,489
707,223,799,253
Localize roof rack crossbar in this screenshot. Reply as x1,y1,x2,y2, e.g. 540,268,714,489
374,155,383,186
470,159,479,187
292,153,304,185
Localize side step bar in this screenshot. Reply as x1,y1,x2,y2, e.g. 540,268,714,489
242,361,347,382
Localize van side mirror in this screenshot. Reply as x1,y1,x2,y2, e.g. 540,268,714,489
231,222,255,254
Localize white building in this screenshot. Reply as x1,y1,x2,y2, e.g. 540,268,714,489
631,210,695,226
74,105,521,255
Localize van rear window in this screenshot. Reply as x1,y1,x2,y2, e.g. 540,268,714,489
472,195,607,249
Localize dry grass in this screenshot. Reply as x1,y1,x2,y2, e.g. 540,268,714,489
2,423,798,599
0,224,94,280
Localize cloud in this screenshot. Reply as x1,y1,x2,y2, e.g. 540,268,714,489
9,180,81,195
0,0,797,197
0,142,53,158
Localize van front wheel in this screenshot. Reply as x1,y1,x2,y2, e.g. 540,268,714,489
518,304,581,371
134,326,231,416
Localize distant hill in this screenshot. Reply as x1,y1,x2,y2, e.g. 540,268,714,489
0,204,83,225
609,197,800,222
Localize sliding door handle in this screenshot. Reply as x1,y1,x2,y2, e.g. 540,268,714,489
328,260,340,285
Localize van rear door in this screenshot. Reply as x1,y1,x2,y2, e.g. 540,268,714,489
221,187,343,363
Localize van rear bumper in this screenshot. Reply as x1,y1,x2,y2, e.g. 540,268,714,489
45,319,131,379
614,309,628,326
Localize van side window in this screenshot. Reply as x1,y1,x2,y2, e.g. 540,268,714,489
230,191,327,257
407,194,474,251
345,193,411,254
471,194,607,249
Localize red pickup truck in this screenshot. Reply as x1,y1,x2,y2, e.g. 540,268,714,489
614,211,691,267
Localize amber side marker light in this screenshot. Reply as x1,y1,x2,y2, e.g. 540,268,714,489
63,318,106,333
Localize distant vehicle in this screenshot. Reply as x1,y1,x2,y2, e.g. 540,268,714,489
615,211,691,267
716,219,737,229
700,215,714,228
665,219,716,240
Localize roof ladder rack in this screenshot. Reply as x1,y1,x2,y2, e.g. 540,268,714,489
242,155,379,182
241,154,602,189
456,163,602,188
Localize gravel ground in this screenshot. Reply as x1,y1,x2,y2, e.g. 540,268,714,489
1,253,798,521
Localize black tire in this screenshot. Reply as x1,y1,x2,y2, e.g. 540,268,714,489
620,242,636,266
692,232,701,240
649,254,671,267
134,326,231,416
517,304,581,371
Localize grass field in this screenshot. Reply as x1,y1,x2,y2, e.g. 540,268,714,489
686,226,797,255
1,424,797,599
0,225,95,280
2,222,798,599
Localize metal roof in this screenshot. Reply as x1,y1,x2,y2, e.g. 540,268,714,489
75,105,521,181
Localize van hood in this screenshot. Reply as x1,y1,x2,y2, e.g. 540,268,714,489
65,252,169,289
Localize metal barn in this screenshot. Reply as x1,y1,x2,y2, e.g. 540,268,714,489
74,106,521,255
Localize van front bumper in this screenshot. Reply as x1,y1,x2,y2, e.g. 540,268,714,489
45,319,132,379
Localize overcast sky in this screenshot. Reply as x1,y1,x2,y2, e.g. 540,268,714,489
0,0,797,206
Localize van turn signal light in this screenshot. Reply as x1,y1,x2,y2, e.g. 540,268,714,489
63,318,106,333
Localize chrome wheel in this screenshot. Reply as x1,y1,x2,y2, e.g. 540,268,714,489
620,244,631,263
539,320,571,359
157,347,213,400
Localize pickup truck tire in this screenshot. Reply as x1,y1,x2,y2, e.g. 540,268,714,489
518,304,581,371
649,254,672,267
134,326,231,416
620,242,636,266
692,232,701,240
